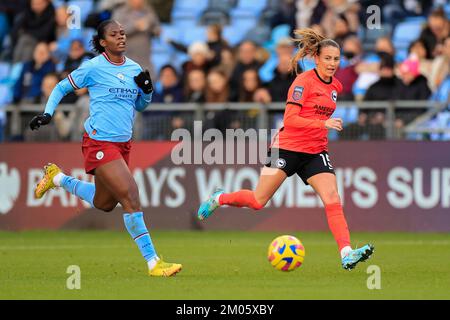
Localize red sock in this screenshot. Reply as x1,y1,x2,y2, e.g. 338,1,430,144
219,190,264,210
325,202,351,251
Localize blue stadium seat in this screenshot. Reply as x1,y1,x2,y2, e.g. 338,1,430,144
9,63,23,83
0,62,10,83
151,52,172,76
160,24,183,43
263,24,290,52
258,56,278,82
243,24,271,45
230,15,258,33
392,20,424,53
152,38,172,54
223,26,245,46
174,0,209,13
208,0,236,11
171,13,198,27
431,76,450,104
200,10,229,25
172,52,190,70
236,0,268,14
180,26,207,46
344,106,359,123
0,84,12,105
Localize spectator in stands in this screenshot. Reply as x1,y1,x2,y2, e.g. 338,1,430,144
375,36,396,57
394,55,432,125
396,56,432,101
339,112,368,140
205,68,232,132
310,23,326,37
408,39,433,81
62,39,95,77
152,64,183,103
321,0,360,39
429,35,450,92
13,42,55,104
217,47,236,79
184,69,206,103
419,7,449,58
354,36,396,76
268,53,296,102
230,41,262,98
253,88,272,104
206,24,230,67
271,0,296,32
383,0,434,27
295,0,327,30
233,69,262,102
112,0,161,77
364,53,400,102
333,13,356,47
366,111,386,140
181,42,212,82
11,0,56,63
49,5,84,63
205,68,230,103
22,72,58,141
335,36,363,100
38,72,89,141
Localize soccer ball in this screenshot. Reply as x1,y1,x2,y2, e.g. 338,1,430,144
267,235,305,271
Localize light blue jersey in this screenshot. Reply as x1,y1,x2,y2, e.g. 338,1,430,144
44,52,152,142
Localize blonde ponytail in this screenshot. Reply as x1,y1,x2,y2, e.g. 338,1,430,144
290,28,339,74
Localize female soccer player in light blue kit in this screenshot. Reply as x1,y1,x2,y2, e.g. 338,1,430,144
30,20,182,277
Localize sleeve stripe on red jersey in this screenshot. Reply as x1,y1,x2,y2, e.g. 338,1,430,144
287,102,303,108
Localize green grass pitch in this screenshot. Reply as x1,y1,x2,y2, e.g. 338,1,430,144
1,231,449,300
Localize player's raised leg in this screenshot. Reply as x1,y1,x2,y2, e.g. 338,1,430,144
198,167,287,220
307,172,374,270
95,159,182,277
35,163,96,208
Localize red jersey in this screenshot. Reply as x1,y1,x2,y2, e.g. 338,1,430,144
271,69,343,154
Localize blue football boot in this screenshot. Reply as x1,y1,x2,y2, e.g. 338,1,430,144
197,189,224,220
342,244,375,270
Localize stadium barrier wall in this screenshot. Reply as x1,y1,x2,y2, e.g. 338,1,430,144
0,141,449,232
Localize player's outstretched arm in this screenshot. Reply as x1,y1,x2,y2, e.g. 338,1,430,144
29,78,75,130
134,70,153,112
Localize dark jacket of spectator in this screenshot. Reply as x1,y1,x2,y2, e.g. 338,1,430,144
268,69,296,102
395,75,432,100
13,59,56,103
152,85,184,104
364,76,402,101
12,1,56,44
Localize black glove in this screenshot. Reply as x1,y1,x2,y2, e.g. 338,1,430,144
29,113,52,131
134,70,153,94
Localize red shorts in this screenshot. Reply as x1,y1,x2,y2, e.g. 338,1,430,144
82,133,131,175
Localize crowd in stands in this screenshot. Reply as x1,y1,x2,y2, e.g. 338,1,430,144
0,0,449,142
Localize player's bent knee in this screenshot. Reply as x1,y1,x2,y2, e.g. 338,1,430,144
93,200,118,212
118,189,141,212
322,191,341,206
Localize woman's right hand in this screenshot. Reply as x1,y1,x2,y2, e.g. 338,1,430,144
325,118,343,131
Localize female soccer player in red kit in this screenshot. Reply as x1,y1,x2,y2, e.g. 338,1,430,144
198,29,374,270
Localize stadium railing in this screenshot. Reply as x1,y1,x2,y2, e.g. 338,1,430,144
3,100,448,142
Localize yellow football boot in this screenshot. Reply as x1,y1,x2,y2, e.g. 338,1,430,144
149,259,182,277
35,163,61,199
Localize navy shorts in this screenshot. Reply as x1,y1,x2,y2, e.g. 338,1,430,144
265,148,335,185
